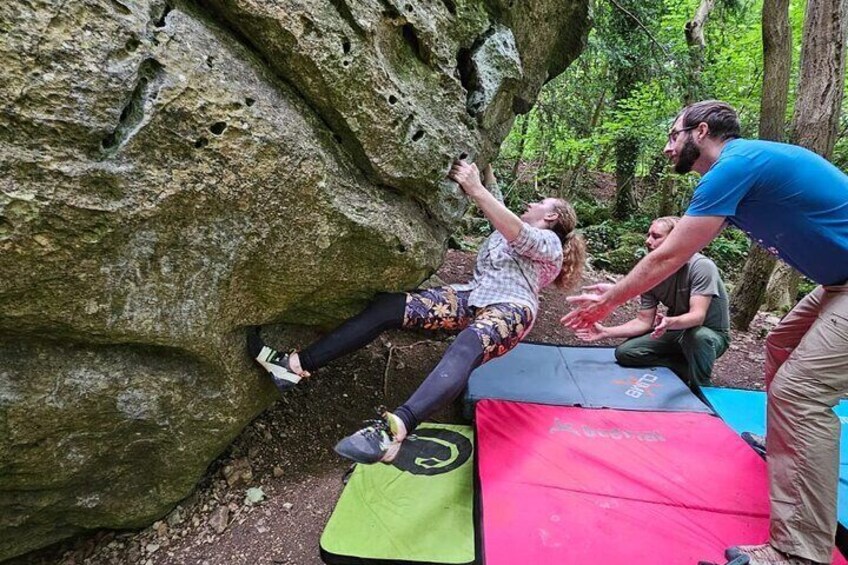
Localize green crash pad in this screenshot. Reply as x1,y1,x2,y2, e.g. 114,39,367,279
320,423,476,565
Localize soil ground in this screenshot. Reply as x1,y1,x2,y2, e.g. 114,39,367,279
14,250,779,565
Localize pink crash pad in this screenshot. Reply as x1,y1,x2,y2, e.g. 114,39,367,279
476,400,847,564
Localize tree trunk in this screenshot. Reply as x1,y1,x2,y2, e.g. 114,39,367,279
535,101,557,173
612,133,639,219
765,262,799,311
759,0,793,142
731,246,779,327
611,65,639,219
657,174,677,217
684,0,717,104
790,0,848,156
729,0,792,330
589,88,606,131
609,0,644,220
766,0,848,309
511,114,530,181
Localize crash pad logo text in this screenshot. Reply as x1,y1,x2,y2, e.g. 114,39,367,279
614,373,661,398
549,418,665,442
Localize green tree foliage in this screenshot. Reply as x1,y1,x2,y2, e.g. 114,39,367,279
489,0,842,285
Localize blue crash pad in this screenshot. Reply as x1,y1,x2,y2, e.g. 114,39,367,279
464,343,712,417
703,386,848,525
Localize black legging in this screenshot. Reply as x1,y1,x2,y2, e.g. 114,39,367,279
298,292,406,372
296,292,485,434
395,329,484,432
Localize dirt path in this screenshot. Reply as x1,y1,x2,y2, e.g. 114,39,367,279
16,250,776,565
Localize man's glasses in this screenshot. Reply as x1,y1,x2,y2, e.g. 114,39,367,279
667,125,697,143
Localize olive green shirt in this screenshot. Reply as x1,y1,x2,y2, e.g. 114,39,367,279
640,253,730,332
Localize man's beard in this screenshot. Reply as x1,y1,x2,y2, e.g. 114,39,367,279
674,136,700,174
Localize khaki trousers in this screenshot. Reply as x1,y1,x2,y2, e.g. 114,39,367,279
764,284,848,563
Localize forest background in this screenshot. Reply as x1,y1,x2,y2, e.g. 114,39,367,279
479,0,847,330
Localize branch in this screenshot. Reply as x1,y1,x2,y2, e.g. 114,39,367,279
736,67,764,123
382,340,433,397
608,0,671,58
685,0,717,48
837,120,848,143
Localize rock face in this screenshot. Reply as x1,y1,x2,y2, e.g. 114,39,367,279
0,0,588,559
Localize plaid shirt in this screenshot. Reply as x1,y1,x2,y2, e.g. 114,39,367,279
452,223,563,317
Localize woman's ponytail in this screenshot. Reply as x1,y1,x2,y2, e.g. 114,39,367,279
550,200,586,292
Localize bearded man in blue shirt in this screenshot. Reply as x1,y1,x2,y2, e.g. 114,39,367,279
563,100,848,565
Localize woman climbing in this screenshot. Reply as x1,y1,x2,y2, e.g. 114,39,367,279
248,160,586,464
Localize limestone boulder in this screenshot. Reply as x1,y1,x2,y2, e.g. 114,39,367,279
0,0,588,559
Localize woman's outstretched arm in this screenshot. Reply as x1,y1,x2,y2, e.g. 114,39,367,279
449,160,522,241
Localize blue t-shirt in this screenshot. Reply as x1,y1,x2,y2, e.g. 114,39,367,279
686,139,848,285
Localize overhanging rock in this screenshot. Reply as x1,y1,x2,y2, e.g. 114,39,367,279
0,0,589,559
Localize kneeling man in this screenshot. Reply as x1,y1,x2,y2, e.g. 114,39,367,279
576,216,730,389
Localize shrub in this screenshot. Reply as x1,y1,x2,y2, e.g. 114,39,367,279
573,200,612,227
701,227,749,280
585,226,647,274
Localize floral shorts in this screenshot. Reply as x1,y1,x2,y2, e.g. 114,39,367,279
402,286,533,363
